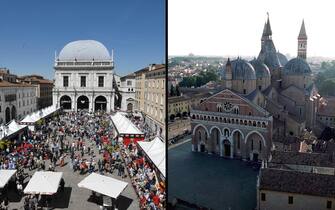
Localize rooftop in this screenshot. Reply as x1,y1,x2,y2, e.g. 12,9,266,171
270,150,335,168
259,168,335,197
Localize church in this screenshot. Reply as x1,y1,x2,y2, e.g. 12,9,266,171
52,40,115,112
190,15,321,161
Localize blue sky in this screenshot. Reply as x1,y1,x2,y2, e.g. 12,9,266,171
0,0,165,79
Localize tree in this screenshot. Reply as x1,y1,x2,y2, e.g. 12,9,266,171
170,85,175,96
175,85,181,96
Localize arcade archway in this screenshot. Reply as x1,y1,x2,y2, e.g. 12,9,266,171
77,95,89,110
5,107,10,123
11,106,16,120
94,96,107,111
60,95,72,110
127,103,133,112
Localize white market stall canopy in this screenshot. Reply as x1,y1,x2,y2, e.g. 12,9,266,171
78,173,128,199
21,105,60,124
137,137,166,177
0,120,27,139
24,171,63,195
110,112,144,136
0,170,17,188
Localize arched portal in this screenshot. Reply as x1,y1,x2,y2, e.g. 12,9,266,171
5,107,10,123
60,95,72,110
11,106,16,120
94,95,107,112
232,129,244,157
127,103,133,112
77,95,89,110
245,131,266,161
223,139,231,157
193,124,208,152
210,127,221,154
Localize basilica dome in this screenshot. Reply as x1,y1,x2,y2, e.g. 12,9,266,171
229,58,256,80
277,52,288,66
250,58,271,78
283,57,311,75
58,40,111,61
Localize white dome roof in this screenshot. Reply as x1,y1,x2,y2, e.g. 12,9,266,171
58,40,111,61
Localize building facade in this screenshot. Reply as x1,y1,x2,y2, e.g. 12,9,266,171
168,96,190,120
18,75,53,109
135,64,166,140
257,168,335,210
0,81,37,124
120,73,135,112
189,15,320,161
52,40,115,112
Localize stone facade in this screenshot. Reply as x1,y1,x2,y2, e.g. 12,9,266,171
52,40,115,113
0,81,37,124
190,89,272,161
258,190,334,210
120,73,135,112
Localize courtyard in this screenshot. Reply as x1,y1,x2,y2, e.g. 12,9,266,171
168,141,259,210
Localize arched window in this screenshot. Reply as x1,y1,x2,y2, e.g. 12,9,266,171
251,139,254,150
224,129,229,137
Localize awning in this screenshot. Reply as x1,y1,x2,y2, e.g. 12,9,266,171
24,171,63,195
0,170,16,188
0,120,27,139
78,173,128,199
20,105,61,124
110,112,143,136
137,137,166,177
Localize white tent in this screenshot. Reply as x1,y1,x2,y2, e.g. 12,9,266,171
0,170,16,188
24,171,63,195
0,120,27,139
78,173,128,199
110,113,143,136
21,105,60,124
137,137,166,177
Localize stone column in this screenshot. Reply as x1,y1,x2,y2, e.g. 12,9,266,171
220,135,223,157
110,92,115,112
197,144,200,152
230,144,234,159
72,95,76,112
191,144,195,152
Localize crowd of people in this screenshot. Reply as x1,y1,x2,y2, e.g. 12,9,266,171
0,110,166,209
122,142,166,210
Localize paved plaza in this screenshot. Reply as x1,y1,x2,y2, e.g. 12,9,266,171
168,141,259,210
3,113,140,210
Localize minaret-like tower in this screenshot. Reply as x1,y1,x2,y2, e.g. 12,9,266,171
225,58,232,89
297,19,307,59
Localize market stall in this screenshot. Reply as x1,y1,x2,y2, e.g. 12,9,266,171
0,120,27,141
110,112,144,146
137,136,166,178
20,105,61,131
24,171,63,195
78,173,128,208
0,169,17,188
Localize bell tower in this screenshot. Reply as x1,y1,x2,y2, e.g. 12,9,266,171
225,58,232,89
297,19,307,59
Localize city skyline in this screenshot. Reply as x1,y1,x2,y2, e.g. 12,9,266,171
169,0,335,58
0,0,165,79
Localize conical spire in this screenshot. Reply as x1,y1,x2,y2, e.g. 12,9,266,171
264,13,272,36
226,57,231,66
262,13,272,41
298,19,307,39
